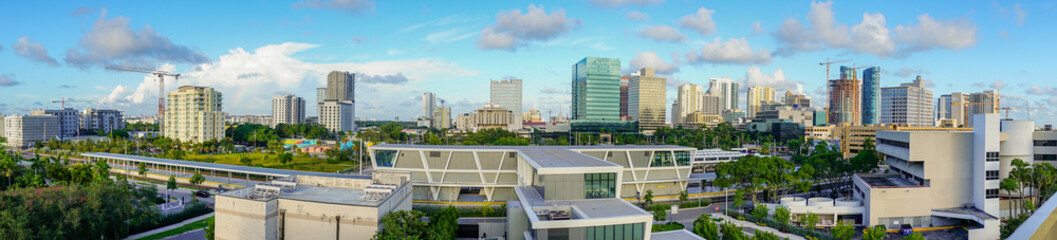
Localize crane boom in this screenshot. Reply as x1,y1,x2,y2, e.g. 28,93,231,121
818,58,852,81
104,65,181,134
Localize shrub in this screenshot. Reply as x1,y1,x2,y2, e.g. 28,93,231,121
651,222,684,232
751,203,769,221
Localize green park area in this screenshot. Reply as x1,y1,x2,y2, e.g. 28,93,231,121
182,152,358,173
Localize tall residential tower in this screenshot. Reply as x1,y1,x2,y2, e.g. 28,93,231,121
880,76,933,126
163,86,225,143
272,95,306,127
628,68,666,133
490,79,523,114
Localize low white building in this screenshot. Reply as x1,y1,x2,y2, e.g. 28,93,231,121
319,100,355,132
80,108,125,133
3,115,60,148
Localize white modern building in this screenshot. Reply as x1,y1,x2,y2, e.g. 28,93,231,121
673,83,705,126
271,95,306,127
215,173,412,240
80,108,125,133
32,108,79,138
3,115,60,148
420,92,436,127
491,79,523,115
880,76,934,127
319,100,354,132
1035,130,1057,166
708,78,739,110
936,92,968,127
163,86,225,143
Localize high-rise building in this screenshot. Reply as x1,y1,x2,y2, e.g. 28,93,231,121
674,84,705,125
432,106,451,129
272,95,306,127
163,86,225,143
315,87,327,115
840,65,857,80
422,92,436,120
325,71,355,102
966,90,1000,127
783,91,811,109
572,57,621,121
701,95,723,115
31,108,79,138
620,76,630,120
880,76,934,127
722,109,746,123
628,68,666,132
3,115,60,148
490,79,523,115
937,93,969,127
828,70,860,125
708,78,739,110
319,100,354,132
746,86,776,118
862,67,881,125
80,108,124,133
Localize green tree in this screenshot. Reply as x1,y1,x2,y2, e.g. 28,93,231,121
644,190,655,207
427,206,460,240
1001,177,1020,217
751,203,769,221
651,204,668,221
803,212,819,230
693,214,720,240
239,155,252,166
774,205,791,226
679,190,690,206
479,204,495,218
720,221,748,240
862,225,887,240
167,175,178,198
190,172,205,185
372,210,428,240
137,162,149,176
831,221,855,240
752,230,779,240
733,190,746,207
204,217,216,240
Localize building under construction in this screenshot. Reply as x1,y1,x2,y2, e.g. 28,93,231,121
828,66,861,125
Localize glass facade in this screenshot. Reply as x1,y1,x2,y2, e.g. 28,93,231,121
375,150,397,167
585,173,616,199
585,223,644,240
651,151,673,167
862,67,880,125
572,57,621,121
674,151,691,166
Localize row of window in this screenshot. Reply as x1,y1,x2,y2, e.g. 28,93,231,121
1036,140,1057,147
585,223,644,240
585,173,616,199
986,189,1000,199
986,170,999,180
1036,154,1057,161
986,152,999,162
879,139,909,149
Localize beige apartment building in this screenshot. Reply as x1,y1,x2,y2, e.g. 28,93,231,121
215,173,412,240
831,124,971,157
163,86,225,143
628,68,666,133
746,86,776,118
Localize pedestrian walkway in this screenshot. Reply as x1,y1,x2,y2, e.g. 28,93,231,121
124,212,215,240
710,213,805,240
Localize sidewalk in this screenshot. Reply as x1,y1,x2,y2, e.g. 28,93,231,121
712,213,806,240
125,212,215,240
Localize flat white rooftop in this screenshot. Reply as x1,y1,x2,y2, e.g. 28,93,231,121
518,148,621,168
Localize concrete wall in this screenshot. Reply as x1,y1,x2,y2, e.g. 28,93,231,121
215,196,278,240
862,185,933,227
277,199,380,240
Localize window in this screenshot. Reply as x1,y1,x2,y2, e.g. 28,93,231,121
674,151,691,166
986,170,999,180
651,151,674,167
986,188,1000,199
879,138,910,149
585,173,616,199
586,223,643,240
1035,154,1057,161
508,152,517,158
986,152,999,162
375,150,397,167
1035,140,1057,147
429,151,441,157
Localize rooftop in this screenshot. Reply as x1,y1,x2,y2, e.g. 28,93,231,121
650,229,707,240
516,187,649,220
518,148,621,168
219,175,404,207
83,152,370,179
856,173,925,188
933,207,998,221
370,143,693,151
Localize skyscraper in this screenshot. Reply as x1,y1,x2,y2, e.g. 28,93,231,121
967,90,1000,127
163,86,225,143
272,95,306,127
674,83,705,125
316,87,327,115
783,91,811,109
862,66,880,125
572,57,621,121
490,79,523,114
325,71,355,102
628,68,666,132
320,71,356,132
937,93,968,127
432,106,451,129
828,76,860,125
701,95,722,115
880,76,933,126
422,92,436,119
746,86,776,118
708,78,739,110
620,76,630,120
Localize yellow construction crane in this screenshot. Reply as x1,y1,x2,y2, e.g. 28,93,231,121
50,97,98,109
999,106,1048,120
104,65,182,133
818,58,852,80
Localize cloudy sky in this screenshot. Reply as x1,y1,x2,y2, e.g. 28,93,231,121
1,0,1055,126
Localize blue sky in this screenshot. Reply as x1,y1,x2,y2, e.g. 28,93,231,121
1,0,1056,126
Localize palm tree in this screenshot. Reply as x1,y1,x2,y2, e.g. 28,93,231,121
1001,178,1019,217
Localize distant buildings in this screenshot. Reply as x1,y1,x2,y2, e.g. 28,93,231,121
861,66,880,125
783,91,811,109
431,106,451,130
620,76,630,120
722,109,746,124
628,68,666,133
572,57,621,121
31,108,79,138
880,76,934,127
673,83,704,126
967,90,1000,127
318,71,357,132
163,86,225,143
80,108,125,133
490,79,523,114
828,67,861,125
3,115,60,147
419,92,436,128
456,103,523,132
226,115,272,126
936,92,968,127
272,95,306,127
708,78,739,111
746,86,776,118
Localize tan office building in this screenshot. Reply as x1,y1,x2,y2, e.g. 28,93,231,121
163,86,225,143
628,68,666,133
746,86,776,118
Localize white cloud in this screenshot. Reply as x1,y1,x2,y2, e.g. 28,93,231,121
292,0,375,14
0,74,21,87
64,9,211,68
894,67,928,78
741,66,803,95
772,1,976,58
387,49,406,55
637,25,686,43
102,42,479,117
626,11,649,21
1027,85,1057,95
678,7,717,36
990,80,1007,90
425,28,479,43
590,42,615,51
628,51,679,75
14,37,59,67
751,21,764,35
589,0,664,8
476,5,581,51
997,3,1027,25
685,38,772,65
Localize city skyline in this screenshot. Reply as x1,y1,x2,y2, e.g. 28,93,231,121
1,1,1055,126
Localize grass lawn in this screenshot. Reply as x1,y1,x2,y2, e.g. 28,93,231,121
138,216,213,240
182,152,357,173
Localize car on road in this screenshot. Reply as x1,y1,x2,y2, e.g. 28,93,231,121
195,190,211,198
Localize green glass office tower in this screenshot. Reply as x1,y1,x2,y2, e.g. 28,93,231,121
572,57,621,121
